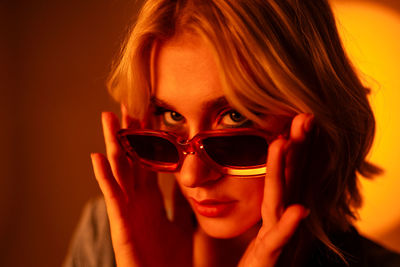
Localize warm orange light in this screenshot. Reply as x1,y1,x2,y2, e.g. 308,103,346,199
331,1,400,252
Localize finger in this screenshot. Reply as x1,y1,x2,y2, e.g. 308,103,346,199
91,153,123,203
121,104,139,129
244,205,308,267
262,137,287,228
118,106,158,189
289,114,311,143
285,114,314,183
102,111,135,193
91,152,135,246
264,204,309,251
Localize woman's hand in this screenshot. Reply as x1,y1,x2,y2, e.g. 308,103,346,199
91,107,194,267
238,113,313,267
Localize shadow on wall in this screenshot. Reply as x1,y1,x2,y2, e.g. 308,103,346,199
0,1,142,266
380,222,400,252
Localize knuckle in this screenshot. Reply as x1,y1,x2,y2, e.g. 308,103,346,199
109,147,124,161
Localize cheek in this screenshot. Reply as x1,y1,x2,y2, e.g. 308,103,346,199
234,179,265,220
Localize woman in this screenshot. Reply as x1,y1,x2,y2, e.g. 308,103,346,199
65,0,400,266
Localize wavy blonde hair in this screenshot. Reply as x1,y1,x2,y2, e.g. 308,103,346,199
107,0,381,264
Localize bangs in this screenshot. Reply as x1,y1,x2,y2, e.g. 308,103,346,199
175,1,316,124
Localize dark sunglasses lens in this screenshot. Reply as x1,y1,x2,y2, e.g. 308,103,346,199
203,135,268,166
126,135,179,164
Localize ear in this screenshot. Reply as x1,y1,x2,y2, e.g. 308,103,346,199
120,103,139,129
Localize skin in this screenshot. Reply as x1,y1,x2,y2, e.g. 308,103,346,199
91,34,313,267
154,35,285,240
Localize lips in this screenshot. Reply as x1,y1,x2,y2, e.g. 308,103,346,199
190,198,237,217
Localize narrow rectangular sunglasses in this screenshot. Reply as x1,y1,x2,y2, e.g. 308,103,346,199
117,128,278,177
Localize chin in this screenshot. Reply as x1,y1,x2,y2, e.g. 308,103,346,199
195,213,261,239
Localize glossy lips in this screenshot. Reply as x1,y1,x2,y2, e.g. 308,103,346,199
190,198,237,217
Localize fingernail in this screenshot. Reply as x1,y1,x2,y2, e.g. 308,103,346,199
304,115,314,133
101,111,110,122
121,104,128,113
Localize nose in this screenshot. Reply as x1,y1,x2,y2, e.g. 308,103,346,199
176,152,222,188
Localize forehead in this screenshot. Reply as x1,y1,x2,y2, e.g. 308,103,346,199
153,34,225,109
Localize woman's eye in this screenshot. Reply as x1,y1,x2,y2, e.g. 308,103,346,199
163,111,185,126
220,110,250,127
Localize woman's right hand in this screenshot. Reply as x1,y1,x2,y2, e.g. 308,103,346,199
90,108,194,267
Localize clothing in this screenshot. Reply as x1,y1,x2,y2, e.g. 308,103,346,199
63,197,400,267
63,198,115,267
303,229,400,267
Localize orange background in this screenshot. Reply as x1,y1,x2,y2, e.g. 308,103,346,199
332,0,400,252
0,0,399,266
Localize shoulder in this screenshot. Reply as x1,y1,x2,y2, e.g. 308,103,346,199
358,235,400,267
306,227,400,267
63,197,116,267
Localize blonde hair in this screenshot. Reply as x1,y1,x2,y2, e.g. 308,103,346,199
107,0,381,264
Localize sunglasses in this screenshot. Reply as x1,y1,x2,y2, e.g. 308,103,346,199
117,128,280,177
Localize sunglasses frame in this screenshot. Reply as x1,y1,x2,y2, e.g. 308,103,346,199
117,128,280,177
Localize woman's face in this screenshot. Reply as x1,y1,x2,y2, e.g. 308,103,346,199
152,34,288,238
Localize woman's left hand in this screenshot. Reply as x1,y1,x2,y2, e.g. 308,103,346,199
238,113,313,267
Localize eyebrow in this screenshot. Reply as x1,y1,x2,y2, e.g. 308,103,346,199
151,96,230,113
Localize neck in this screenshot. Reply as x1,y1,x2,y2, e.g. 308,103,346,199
193,222,261,267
